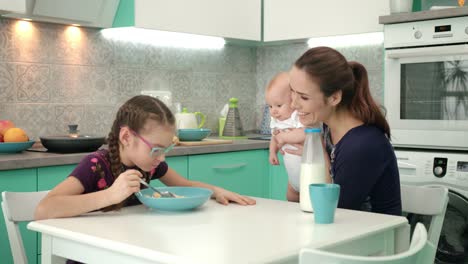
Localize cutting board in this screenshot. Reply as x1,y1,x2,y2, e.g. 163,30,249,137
178,139,233,146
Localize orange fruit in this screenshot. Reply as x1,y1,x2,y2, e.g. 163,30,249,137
3,128,29,142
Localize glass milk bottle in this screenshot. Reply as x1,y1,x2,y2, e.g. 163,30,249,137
300,127,326,212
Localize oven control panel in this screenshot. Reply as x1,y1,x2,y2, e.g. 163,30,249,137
384,16,468,49
395,149,468,191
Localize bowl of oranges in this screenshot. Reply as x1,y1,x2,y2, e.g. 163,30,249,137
0,120,34,153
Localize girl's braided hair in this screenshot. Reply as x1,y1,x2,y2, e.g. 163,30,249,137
103,95,175,211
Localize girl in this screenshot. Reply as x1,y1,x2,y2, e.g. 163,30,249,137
286,47,401,216
35,95,255,220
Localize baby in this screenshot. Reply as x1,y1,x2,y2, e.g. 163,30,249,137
265,72,305,202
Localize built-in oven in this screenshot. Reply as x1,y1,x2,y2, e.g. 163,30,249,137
384,16,468,151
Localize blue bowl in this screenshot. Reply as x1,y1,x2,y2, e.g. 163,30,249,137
0,140,35,153
177,128,211,141
135,187,213,211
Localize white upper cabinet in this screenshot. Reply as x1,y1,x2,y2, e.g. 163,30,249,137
114,0,262,41
0,0,26,13
33,0,119,27
0,0,120,28
263,0,390,42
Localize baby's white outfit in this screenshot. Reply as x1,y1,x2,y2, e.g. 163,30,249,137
270,110,303,192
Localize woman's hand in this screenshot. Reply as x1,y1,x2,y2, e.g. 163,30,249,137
212,187,256,206
107,169,142,204
282,143,304,156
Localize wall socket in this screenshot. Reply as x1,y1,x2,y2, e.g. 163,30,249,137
141,90,172,107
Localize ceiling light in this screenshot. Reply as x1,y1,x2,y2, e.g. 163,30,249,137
307,32,384,48
101,27,225,50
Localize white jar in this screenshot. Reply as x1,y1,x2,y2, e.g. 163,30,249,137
390,0,414,13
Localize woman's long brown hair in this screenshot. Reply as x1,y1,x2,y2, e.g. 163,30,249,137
103,95,175,211
295,46,390,138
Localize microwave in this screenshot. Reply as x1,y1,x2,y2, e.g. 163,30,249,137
384,16,468,151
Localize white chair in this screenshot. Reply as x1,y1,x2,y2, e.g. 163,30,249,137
2,191,49,264
299,223,434,264
401,184,448,262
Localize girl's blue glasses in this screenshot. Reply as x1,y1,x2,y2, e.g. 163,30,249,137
129,129,175,158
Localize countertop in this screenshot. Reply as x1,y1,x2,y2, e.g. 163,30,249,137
0,137,270,171
379,6,468,24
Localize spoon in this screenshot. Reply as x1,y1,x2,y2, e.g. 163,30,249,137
139,179,176,198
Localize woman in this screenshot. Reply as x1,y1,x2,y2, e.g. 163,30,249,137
286,47,401,215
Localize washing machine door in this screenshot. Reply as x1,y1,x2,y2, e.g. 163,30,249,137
436,191,468,264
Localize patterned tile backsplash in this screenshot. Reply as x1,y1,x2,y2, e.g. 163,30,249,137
0,18,384,140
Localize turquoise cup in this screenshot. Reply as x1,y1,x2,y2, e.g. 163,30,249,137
309,183,340,224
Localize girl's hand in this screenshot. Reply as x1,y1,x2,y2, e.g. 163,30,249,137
283,143,303,156
212,187,256,206
107,169,142,204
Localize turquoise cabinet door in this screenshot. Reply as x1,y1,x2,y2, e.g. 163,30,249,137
188,150,269,198
269,155,289,201
151,156,188,188
0,169,37,264
37,165,76,191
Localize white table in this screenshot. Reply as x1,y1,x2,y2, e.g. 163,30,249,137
28,198,409,264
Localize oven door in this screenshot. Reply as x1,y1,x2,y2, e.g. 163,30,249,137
385,44,468,150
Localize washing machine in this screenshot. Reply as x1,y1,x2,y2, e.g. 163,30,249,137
395,148,468,263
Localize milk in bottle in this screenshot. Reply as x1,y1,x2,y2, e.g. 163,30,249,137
300,127,327,212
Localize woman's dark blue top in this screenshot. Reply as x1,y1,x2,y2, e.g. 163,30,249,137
324,124,402,216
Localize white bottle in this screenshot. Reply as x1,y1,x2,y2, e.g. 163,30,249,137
300,127,326,212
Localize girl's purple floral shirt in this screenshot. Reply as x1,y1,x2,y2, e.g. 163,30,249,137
69,149,168,205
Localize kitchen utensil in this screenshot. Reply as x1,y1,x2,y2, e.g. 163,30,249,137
178,139,233,146
135,187,213,211
175,108,206,129
221,98,246,139
139,178,176,198
177,128,211,141
141,90,172,107
259,104,271,135
0,140,35,153
390,0,413,13
40,135,105,153
248,136,271,141
218,117,226,136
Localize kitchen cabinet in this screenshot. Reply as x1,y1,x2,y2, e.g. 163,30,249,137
269,155,289,201
151,156,188,188
0,0,25,13
188,150,270,198
0,169,38,264
0,0,119,28
263,0,390,41
37,165,76,191
113,0,262,41
114,0,389,43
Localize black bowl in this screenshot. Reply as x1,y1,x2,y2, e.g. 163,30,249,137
40,135,105,153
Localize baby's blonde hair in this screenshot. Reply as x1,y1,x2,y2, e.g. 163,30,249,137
266,72,290,95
